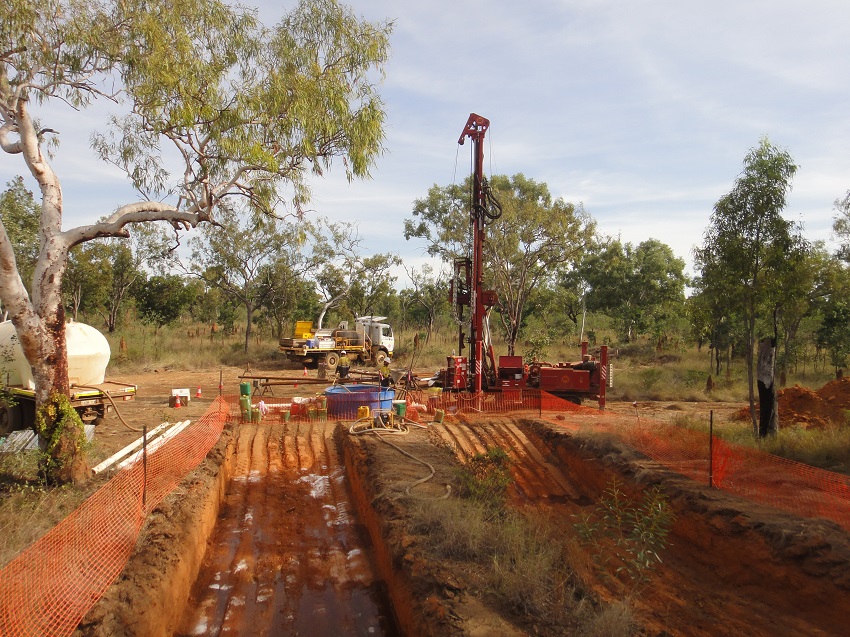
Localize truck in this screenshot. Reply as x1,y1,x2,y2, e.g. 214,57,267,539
442,113,609,407
279,315,395,373
0,321,137,436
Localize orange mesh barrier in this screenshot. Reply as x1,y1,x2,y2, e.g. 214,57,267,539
233,391,849,533
0,396,230,637
3,389,848,635
538,406,850,532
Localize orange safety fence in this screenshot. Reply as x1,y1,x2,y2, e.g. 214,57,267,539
4,387,850,636
536,404,850,532
338,385,850,532
613,417,850,530
0,396,230,637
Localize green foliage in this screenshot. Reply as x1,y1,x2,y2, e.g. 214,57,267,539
406,174,597,355
816,299,850,370
694,137,801,426
523,328,552,362
580,238,687,342
411,498,590,630
456,447,513,509
189,205,326,349
33,393,87,483
91,0,392,213
0,177,40,291
833,190,850,264
638,367,663,391
133,275,194,328
574,478,675,592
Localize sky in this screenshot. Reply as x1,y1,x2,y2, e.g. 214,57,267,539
4,0,850,286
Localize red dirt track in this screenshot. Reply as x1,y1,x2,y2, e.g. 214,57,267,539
175,420,398,636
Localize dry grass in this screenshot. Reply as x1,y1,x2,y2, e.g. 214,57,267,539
104,323,281,373
670,411,850,476
0,451,100,569
409,456,635,636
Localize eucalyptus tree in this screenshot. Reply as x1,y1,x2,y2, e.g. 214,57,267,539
772,240,839,380
64,224,172,333
833,191,850,263
188,205,324,352
63,243,111,322
579,238,687,343
310,220,398,329
694,138,799,436
402,263,449,344
346,253,402,318
406,173,596,355
0,0,391,482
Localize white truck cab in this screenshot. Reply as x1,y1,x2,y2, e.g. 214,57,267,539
353,316,394,355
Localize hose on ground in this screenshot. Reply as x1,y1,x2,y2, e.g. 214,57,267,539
350,418,451,500
74,385,143,433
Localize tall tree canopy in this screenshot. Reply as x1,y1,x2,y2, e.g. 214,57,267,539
0,0,391,482
405,173,596,355
580,238,687,342
188,205,323,352
694,137,799,435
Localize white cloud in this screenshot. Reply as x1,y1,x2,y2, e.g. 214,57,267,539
4,0,850,285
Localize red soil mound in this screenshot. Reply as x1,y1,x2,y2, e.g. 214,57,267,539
736,377,850,429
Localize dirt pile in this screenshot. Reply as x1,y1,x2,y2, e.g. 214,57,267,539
736,377,850,429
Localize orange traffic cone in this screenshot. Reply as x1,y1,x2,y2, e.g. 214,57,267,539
303,367,308,376
174,395,182,409
196,386,202,399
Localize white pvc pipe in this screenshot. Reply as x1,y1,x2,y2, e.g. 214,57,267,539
92,421,173,475
114,420,192,472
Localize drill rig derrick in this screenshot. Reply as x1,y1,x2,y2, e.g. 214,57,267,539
443,113,609,409
454,113,501,393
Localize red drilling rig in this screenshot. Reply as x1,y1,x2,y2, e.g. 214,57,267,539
442,113,608,407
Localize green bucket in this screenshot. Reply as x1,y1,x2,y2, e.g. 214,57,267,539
240,381,252,396
392,400,407,418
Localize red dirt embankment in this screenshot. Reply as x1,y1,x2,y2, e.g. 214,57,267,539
736,377,850,429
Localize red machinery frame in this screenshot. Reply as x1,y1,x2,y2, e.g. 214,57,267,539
450,113,608,408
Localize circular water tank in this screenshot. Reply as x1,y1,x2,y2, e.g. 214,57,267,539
325,384,394,418
0,321,110,389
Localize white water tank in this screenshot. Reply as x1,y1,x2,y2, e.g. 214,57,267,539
0,321,111,390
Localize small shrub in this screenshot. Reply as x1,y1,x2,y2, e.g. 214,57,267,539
574,478,675,594
411,497,492,560
455,447,513,509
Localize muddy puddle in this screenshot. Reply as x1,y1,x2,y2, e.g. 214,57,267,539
175,421,399,636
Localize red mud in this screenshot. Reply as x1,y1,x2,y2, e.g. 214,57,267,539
175,420,398,636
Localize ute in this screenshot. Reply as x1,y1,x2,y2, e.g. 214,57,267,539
279,316,395,373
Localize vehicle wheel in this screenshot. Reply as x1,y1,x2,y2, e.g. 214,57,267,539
325,352,339,370
374,350,387,367
91,417,105,427
0,407,14,436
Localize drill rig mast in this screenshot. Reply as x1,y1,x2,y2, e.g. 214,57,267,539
455,113,501,393
445,113,609,408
